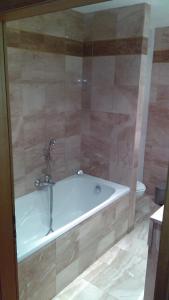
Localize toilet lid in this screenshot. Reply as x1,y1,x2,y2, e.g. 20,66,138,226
136,181,146,192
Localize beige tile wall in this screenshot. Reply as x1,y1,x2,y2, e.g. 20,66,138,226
7,10,85,40
81,4,150,190
144,27,169,195
8,5,150,199
7,11,84,198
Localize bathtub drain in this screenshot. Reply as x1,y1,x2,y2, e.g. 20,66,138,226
95,185,101,193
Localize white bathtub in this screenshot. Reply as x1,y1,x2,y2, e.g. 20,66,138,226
15,174,130,262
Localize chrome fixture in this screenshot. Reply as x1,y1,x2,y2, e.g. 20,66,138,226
47,182,54,235
34,174,55,234
95,185,101,193
34,174,55,190
44,138,57,163
73,169,84,175
34,138,57,235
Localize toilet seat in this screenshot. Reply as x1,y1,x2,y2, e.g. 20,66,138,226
136,181,146,192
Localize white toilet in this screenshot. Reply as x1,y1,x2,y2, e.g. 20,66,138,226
136,181,146,200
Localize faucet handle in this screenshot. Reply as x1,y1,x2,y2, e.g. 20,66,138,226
72,168,78,175
73,169,84,175
44,174,51,183
44,174,55,185
77,170,84,175
34,179,41,188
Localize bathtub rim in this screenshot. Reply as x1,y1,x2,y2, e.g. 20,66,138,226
16,174,130,263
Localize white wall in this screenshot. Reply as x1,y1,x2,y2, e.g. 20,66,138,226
75,0,169,28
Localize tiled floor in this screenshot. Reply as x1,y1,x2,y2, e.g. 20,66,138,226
53,196,158,300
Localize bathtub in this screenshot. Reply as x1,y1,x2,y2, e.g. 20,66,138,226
16,174,130,299
16,174,130,262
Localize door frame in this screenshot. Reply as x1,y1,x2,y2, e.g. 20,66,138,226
0,21,18,300
0,1,168,300
154,167,169,300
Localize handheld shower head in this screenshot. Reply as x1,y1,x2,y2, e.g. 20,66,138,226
44,138,57,163
49,138,57,147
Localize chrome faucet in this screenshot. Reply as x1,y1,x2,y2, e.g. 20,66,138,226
73,169,84,175
34,174,55,190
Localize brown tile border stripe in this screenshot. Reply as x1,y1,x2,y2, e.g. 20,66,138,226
6,28,84,57
153,50,169,63
84,37,148,56
6,28,148,56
